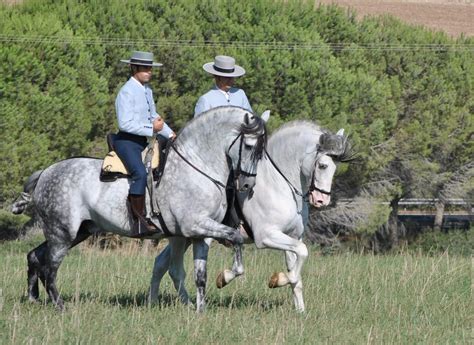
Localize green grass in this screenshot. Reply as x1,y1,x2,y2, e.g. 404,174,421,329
0,235,471,344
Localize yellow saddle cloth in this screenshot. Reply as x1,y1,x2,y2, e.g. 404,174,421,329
101,141,160,176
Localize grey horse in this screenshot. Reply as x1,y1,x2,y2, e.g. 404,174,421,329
12,106,269,311
149,121,353,312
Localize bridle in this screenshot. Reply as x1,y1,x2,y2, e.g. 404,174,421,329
171,129,263,191
264,148,332,202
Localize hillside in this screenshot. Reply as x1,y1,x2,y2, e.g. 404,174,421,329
319,0,474,37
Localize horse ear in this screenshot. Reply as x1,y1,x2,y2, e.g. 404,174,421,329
244,113,250,125
261,110,271,122
336,128,344,136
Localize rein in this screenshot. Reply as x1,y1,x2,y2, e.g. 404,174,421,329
264,147,332,201
170,143,227,190
170,132,253,191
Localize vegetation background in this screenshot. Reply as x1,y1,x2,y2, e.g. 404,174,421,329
1,0,472,246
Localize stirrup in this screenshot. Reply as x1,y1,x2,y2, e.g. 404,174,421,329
130,218,160,238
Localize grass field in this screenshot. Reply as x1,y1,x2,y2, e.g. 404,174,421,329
0,235,471,344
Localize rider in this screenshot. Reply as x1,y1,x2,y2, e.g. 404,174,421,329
115,50,175,237
194,55,253,117
195,55,254,243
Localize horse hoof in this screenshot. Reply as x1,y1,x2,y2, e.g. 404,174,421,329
268,272,280,288
55,301,65,312
216,271,227,289
268,272,288,288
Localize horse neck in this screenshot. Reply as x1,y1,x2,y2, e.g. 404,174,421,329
266,124,321,189
174,108,244,175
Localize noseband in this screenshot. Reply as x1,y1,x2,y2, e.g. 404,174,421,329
308,153,331,196
227,133,258,186
265,149,331,201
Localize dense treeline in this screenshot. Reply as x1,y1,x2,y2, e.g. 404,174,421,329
1,0,472,239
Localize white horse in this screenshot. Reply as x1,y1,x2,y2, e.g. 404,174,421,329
149,121,353,312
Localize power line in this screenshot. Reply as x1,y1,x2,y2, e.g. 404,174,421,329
0,35,472,51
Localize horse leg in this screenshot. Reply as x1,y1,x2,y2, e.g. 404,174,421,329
43,240,70,311
216,239,244,289
149,244,171,305
26,222,91,304
268,250,297,288
193,239,211,313
43,223,91,310
27,241,48,302
262,231,308,312
168,238,193,305
282,250,305,311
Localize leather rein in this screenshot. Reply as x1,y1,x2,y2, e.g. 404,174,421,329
170,131,256,191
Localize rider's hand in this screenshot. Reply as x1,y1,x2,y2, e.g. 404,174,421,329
170,132,177,140
153,117,164,132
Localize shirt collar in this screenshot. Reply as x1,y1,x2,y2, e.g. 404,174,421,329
214,85,230,100
131,76,146,90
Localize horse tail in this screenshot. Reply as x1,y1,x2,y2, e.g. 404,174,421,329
11,170,43,214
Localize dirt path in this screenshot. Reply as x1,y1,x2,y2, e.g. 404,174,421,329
318,1,474,37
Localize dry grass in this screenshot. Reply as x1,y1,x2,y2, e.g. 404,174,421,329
0,234,471,344
318,0,474,36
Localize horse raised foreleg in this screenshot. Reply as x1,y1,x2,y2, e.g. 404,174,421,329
268,250,297,288
216,241,245,289
260,231,308,312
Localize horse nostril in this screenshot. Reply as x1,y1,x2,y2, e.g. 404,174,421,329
239,183,251,192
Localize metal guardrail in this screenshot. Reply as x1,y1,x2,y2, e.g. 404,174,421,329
337,198,472,206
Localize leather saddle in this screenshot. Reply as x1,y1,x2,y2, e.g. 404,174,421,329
100,134,160,182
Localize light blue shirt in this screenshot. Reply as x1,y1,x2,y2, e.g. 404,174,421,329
115,77,173,138
194,86,253,117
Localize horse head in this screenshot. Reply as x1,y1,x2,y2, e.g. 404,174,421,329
303,128,354,208
227,111,269,192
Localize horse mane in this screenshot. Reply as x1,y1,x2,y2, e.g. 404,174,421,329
318,132,356,162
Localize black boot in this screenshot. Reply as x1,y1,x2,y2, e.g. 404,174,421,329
128,194,158,237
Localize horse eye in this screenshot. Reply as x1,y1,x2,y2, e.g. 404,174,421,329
318,163,328,169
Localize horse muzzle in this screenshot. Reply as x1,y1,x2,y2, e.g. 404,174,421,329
309,190,331,208
236,175,256,192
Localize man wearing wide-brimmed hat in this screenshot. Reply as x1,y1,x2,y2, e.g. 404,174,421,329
115,51,175,237
194,55,253,117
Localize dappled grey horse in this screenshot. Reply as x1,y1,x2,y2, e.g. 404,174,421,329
149,121,353,312
12,106,269,311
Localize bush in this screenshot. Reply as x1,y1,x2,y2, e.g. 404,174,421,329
407,228,473,256
0,209,30,241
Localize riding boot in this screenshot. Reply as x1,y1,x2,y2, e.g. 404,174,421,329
128,194,158,237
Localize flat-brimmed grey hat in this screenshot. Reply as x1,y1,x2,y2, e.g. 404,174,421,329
120,51,163,67
203,55,245,77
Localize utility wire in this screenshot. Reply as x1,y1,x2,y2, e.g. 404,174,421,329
0,35,472,51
